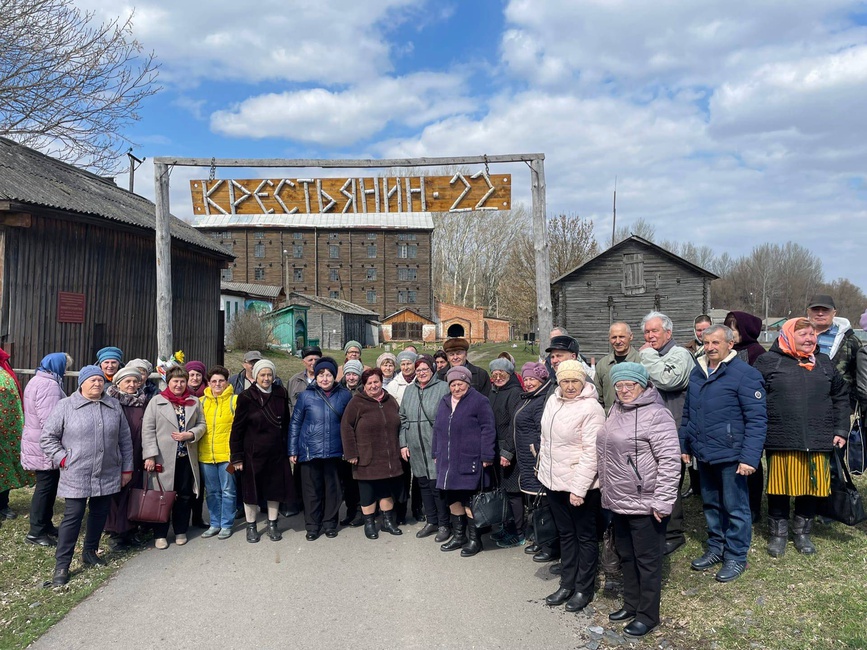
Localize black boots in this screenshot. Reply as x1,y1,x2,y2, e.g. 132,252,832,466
246,523,260,543
266,520,282,541
434,525,452,543
460,520,483,557
51,566,69,586
792,515,816,554
767,518,788,557
381,510,403,536
416,522,438,538
440,514,467,551
363,514,378,539
82,550,107,567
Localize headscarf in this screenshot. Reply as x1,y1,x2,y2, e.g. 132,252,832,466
38,352,68,381
0,349,22,398
724,311,766,366
777,318,815,371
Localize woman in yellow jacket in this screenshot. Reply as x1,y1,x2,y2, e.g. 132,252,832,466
199,365,238,539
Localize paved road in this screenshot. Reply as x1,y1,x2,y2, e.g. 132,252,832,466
31,516,600,649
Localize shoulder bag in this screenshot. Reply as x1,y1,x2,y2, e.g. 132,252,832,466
128,470,176,523
529,490,558,547
822,447,867,526
470,464,508,529
847,409,864,476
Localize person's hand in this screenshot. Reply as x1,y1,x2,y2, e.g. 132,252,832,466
569,493,584,507
500,457,510,467
233,462,244,472
347,457,358,465
736,463,755,476
482,461,492,468
640,342,654,351
681,454,691,464
121,472,132,487
401,448,410,462
289,456,297,464
143,458,155,472
652,509,663,523
834,436,847,448
170,431,191,442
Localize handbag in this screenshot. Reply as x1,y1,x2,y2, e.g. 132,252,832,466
530,491,558,547
127,470,177,524
847,411,865,476
822,447,867,526
470,468,508,528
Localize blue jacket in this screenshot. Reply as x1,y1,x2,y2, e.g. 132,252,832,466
679,353,767,468
288,382,352,462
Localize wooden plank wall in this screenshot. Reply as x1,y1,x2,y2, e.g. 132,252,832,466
553,240,711,359
2,213,224,384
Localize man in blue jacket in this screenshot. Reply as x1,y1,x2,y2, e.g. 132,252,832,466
680,325,767,583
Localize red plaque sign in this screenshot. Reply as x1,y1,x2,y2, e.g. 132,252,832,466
58,292,85,323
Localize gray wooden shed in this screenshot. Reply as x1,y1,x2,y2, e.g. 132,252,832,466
551,236,718,359
287,292,379,351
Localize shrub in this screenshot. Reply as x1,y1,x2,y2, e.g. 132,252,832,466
228,309,273,351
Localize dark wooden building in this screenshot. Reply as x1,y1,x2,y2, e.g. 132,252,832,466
0,137,233,376
551,236,718,359
287,292,379,350
194,212,434,321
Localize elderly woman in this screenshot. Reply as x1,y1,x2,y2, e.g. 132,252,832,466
538,360,605,613
377,352,397,388
142,366,206,550
230,359,294,543
290,357,353,540
400,355,450,540
337,357,364,525
341,368,404,539
199,365,237,540
597,362,680,637
96,347,123,384
488,356,524,548
185,360,207,398
386,350,418,404
21,353,70,546
386,349,418,523
103,366,148,550
40,366,133,586
126,358,158,401
754,317,849,556
337,340,365,381
0,349,28,522
432,365,496,557
341,359,364,393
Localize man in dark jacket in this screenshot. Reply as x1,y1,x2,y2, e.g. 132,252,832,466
680,325,767,583
286,346,322,409
437,337,491,396
807,294,860,409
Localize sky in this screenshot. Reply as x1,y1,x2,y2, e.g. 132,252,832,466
77,0,867,289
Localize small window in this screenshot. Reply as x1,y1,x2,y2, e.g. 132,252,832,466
398,233,417,241
293,268,303,282
367,290,377,303
398,290,417,304
367,245,377,258
397,244,417,259
292,245,303,258
254,231,265,239
329,290,340,299
254,268,265,280
397,268,417,281
225,308,230,323
293,232,303,240
329,269,339,281
366,268,377,281
367,233,377,240
329,245,340,259
621,253,646,296
221,268,233,281
254,243,265,258
329,233,339,240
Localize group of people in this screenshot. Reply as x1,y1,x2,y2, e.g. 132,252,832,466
0,291,860,638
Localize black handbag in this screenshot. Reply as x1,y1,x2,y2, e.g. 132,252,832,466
530,491,558,547
823,447,867,526
470,468,508,528
847,411,865,476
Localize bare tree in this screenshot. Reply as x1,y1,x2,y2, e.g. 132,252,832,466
817,278,867,325
613,217,656,245
0,0,160,173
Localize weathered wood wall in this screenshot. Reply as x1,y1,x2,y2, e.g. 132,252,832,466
553,240,712,359
302,307,371,351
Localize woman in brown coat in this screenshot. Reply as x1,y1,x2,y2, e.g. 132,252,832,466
341,368,403,540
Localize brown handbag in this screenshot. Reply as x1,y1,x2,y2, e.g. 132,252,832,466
127,471,176,523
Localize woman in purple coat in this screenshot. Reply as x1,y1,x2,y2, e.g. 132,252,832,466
432,366,496,557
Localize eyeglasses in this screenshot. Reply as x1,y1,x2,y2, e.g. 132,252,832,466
614,381,640,392
491,371,509,380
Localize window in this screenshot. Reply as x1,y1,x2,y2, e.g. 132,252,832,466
254,268,265,280
293,232,303,240
393,322,422,340
621,253,646,295
367,233,377,240
397,233,417,241
329,269,339,281
329,245,340,259
221,268,233,281
367,290,377,303
254,231,265,239
367,245,377,258
293,268,303,282
397,244,417,259
328,233,339,240
329,290,340,299
254,243,265,258
397,268,417,281
398,290,417,304
366,268,377,281
292,244,303,258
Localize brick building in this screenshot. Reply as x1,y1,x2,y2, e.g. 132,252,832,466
436,302,512,344
195,213,434,322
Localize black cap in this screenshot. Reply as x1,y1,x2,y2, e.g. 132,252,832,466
300,345,322,358
545,335,580,354
807,294,835,310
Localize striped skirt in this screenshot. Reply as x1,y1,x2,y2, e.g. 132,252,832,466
766,450,831,497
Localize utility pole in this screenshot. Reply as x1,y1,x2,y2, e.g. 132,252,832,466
611,176,617,247
127,151,143,193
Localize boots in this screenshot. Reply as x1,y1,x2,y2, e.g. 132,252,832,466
363,514,378,540
266,520,282,541
460,520,483,557
246,523,260,543
766,518,788,557
792,515,816,554
440,514,467,552
381,510,403,536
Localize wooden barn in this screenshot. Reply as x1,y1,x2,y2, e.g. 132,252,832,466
381,308,436,343
0,137,233,377
551,236,718,359
287,292,379,350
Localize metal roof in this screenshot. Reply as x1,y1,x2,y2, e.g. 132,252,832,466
221,282,284,299
288,292,379,317
0,137,232,258
195,212,434,230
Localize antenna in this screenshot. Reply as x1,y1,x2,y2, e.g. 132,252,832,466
611,176,617,247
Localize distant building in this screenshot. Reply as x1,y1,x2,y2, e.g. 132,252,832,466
220,282,285,332
288,292,379,350
382,308,437,343
436,302,512,344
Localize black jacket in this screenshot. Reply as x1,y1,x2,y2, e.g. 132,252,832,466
489,374,523,492
512,380,553,494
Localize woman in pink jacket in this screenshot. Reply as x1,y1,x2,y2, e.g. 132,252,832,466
597,362,680,638
538,360,605,613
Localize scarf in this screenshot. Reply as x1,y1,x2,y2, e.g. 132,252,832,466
106,384,148,407
777,318,815,371
188,382,206,398
160,386,197,407
0,349,22,398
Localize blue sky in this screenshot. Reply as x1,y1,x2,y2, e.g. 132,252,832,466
75,0,867,293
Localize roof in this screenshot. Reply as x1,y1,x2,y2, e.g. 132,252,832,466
552,236,719,285
764,316,787,328
195,212,434,230
382,308,435,324
288,292,379,317
221,282,284,300
0,137,231,258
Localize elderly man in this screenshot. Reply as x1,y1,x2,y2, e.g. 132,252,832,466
680,325,767,582
807,294,860,409
437,337,491,396
595,322,641,413
287,346,322,409
684,315,712,359
639,311,694,555
542,327,594,379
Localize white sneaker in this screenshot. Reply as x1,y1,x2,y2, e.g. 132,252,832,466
175,534,187,545
155,538,168,550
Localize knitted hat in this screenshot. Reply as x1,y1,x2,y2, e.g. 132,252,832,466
442,337,469,353
125,358,153,375
521,362,549,382
78,365,105,388
300,346,322,359
252,359,276,381
343,340,362,354
112,366,142,386
376,352,397,367
396,350,418,365
185,360,206,376
314,357,338,378
489,357,514,374
555,359,586,383
446,366,472,384
415,355,435,372
343,359,364,377
609,362,649,389
96,346,123,364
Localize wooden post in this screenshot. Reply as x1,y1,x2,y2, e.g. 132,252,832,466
154,162,173,359
530,157,553,353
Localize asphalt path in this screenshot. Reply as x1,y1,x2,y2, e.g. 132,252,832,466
31,515,598,649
